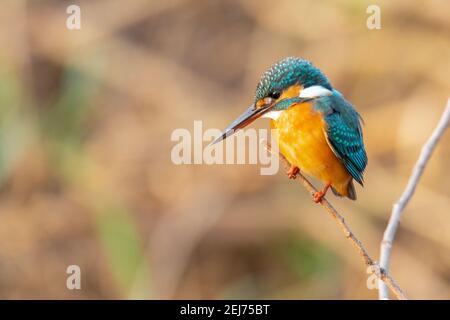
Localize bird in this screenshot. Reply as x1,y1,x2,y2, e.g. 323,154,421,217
212,57,367,202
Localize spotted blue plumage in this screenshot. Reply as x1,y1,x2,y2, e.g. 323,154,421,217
313,91,367,185
255,57,331,102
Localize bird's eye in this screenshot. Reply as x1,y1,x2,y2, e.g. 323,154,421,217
267,91,281,99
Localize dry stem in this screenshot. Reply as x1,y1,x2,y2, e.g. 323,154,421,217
262,141,407,300
378,99,450,299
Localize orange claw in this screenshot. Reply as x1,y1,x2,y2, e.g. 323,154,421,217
313,183,331,203
287,165,300,179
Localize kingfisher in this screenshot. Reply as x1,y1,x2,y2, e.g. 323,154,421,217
212,57,367,202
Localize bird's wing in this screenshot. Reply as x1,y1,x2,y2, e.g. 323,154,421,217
313,91,367,185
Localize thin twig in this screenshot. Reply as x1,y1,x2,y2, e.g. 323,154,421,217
378,99,450,299
262,141,407,300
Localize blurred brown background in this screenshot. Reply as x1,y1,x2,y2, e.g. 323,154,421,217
0,0,449,299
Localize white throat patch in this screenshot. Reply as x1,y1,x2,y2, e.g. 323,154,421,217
262,110,283,120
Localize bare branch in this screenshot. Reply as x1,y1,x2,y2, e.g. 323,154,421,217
262,141,407,300
378,99,450,299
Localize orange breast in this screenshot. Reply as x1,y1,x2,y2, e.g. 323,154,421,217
271,102,352,196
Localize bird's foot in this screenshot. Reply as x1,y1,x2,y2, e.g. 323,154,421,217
312,183,331,203
313,191,325,203
286,165,300,179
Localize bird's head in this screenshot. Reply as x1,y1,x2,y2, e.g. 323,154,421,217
212,57,333,144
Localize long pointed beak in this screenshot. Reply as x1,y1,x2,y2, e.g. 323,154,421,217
210,103,270,145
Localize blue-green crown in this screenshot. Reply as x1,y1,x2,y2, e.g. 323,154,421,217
254,57,332,102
